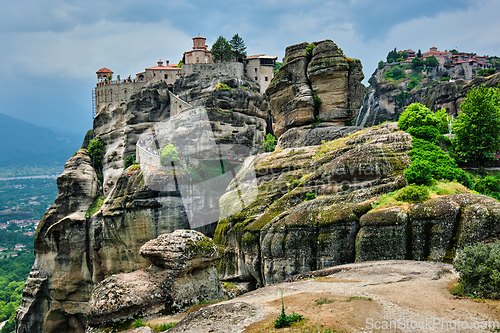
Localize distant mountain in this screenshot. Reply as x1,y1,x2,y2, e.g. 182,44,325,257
0,113,82,173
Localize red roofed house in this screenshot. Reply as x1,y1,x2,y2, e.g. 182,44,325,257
423,47,452,66
135,60,182,88
245,55,278,93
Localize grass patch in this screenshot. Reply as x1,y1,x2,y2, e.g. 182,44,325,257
315,137,349,158
85,196,105,218
371,180,469,211
346,296,372,302
314,297,335,305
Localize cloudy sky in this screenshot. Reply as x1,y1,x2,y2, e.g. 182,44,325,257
1,0,499,136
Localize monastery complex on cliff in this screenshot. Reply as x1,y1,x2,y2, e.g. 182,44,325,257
94,36,277,116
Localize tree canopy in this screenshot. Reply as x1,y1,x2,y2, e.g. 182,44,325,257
211,36,232,62
452,85,500,166
229,33,246,60
160,144,180,166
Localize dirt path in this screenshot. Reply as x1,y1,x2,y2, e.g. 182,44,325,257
157,260,500,333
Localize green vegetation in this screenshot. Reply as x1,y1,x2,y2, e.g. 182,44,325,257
0,252,35,333
216,83,232,91
274,62,283,75
87,138,105,180
371,180,469,211
211,35,232,62
474,176,500,200
383,66,406,81
454,241,500,299
386,47,399,63
346,296,372,302
378,60,384,69
264,133,277,153
305,193,316,201
124,155,136,169
274,288,304,328
478,68,496,77
313,95,322,109
452,85,500,166
85,196,105,218
305,43,316,59
425,55,439,67
160,144,180,166
394,184,430,203
314,297,335,305
229,33,247,59
0,178,58,223
398,103,448,134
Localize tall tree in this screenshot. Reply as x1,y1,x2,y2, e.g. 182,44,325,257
229,33,247,60
211,36,232,62
452,85,500,166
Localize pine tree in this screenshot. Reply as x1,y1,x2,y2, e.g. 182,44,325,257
211,36,232,62
229,33,247,60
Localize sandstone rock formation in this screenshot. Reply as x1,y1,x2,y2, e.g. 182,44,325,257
266,40,365,143
86,230,222,328
18,74,267,332
16,150,98,333
356,69,500,127
215,123,500,286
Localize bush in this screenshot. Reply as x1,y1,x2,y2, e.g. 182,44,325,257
383,66,406,81
216,83,232,91
454,241,500,299
395,184,430,203
306,43,316,59
124,154,136,169
378,60,384,69
478,68,496,77
305,192,316,201
264,133,277,152
404,159,433,185
405,125,441,143
87,138,105,171
398,103,448,134
475,176,500,199
313,95,322,109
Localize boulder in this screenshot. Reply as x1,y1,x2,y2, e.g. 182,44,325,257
86,230,223,328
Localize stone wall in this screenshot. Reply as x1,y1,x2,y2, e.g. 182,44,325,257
182,63,245,78
95,81,148,115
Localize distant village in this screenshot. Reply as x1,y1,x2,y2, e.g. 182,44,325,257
382,47,496,80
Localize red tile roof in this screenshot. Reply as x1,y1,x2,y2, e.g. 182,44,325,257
96,68,113,73
246,54,278,60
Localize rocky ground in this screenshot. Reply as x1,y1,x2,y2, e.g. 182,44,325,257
144,260,500,333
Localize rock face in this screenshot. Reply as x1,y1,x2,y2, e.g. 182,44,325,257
86,230,222,328
356,69,500,127
16,150,98,333
267,40,365,142
215,124,500,286
18,74,267,332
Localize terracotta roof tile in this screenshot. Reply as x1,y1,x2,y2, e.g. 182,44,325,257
96,67,113,73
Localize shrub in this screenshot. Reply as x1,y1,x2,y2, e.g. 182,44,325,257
306,43,316,59
87,138,105,171
160,144,180,166
404,159,433,185
395,184,430,203
407,76,419,91
454,241,500,299
124,154,136,169
216,83,232,91
378,60,384,69
383,66,406,81
475,176,500,199
406,125,441,143
313,95,322,109
478,68,496,77
398,103,448,134
264,133,277,152
305,192,316,201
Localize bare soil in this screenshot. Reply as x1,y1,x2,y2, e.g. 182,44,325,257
151,260,500,333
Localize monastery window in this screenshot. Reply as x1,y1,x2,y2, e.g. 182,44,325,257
254,68,257,72
164,74,168,79
153,73,156,77
255,77,258,81
265,77,268,81
196,57,200,63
